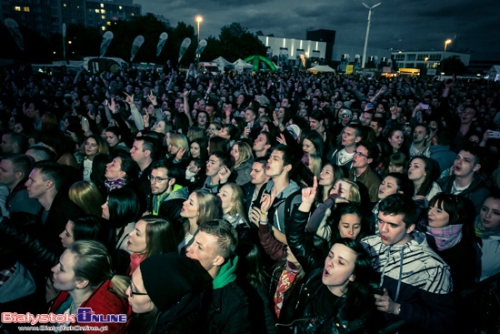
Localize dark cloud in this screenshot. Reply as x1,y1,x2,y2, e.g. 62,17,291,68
135,0,500,60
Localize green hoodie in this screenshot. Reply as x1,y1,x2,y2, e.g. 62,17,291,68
212,256,238,290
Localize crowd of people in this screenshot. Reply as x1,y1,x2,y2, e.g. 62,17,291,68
0,63,499,333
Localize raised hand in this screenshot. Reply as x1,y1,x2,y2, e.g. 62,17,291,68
260,193,272,213
218,165,231,183
175,147,186,161
107,98,116,113
302,176,318,204
276,133,287,145
148,90,157,105
123,92,134,105
81,117,90,132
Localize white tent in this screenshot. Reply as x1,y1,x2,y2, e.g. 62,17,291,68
212,56,234,72
307,65,336,74
488,65,500,81
233,58,253,73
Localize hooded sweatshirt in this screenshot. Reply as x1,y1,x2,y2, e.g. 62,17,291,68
362,231,455,333
213,256,238,290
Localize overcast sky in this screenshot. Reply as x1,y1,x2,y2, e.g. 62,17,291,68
136,0,499,61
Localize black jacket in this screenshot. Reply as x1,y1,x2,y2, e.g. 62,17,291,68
41,191,85,244
437,173,490,215
279,209,373,333
207,282,251,334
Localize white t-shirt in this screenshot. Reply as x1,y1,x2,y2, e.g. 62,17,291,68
83,159,93,181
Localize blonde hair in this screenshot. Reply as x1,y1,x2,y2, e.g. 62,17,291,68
169,133,190,159
69,240,129,297
233,141,254,169
69,181,105,216
192,190,220,227
308,154,322,179
336,178,361,203
221,183,248,222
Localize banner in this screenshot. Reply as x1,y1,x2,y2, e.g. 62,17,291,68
100,31,114,58
195,39,207,57
178,37,191,63
4,19,24,51
130,35,145,62
156,32,168,57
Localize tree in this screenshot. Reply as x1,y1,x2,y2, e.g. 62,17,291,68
200,36,222,62
442,56,466,75
217,23,266,62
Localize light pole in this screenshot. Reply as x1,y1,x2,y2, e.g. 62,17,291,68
361,2,381,69
442,39,452,75
195,15,203,44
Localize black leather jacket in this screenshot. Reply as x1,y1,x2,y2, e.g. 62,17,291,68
0,213,61,277
278,209,370,334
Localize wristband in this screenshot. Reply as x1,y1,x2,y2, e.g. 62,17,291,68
259,219,268,224
260,211,268,216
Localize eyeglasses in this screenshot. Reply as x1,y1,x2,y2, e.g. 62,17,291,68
128,285,148,297
354,151,368,158
148,175,169,183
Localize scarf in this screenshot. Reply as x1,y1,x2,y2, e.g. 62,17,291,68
128,253,146,276
273,262,301,318
104,178,127,193
474,215,500,239
426,224,463,251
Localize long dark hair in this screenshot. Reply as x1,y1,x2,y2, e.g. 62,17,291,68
107,188,141,228
332,238,375,321
191,137,208,161
91,153,112,192
301,130,324,157
410,156,435,197
329,202,369,243
317,163,346,203
71,215,106,245
382,172,413,196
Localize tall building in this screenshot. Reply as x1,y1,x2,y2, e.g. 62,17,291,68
0,0,141,36
306,29,336,61
391,50,470,71
258,35,327,66
85,0,141,31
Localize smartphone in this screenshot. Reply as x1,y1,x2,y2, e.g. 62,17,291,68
488,130,500,139
370,283,384,295
418,103,429,110
247,123,251,130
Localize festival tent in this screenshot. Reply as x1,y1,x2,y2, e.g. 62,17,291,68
488,65,500,81
233,58,253,73
243,55,277,72
307,65,336,74
212,56,233,72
